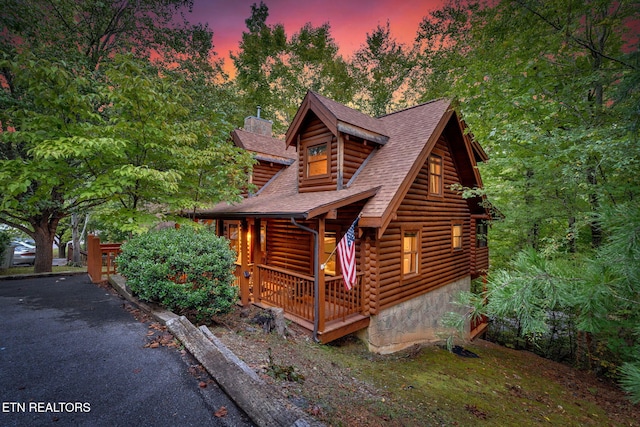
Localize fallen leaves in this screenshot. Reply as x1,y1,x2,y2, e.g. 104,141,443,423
143,323,178,348
214,406,227,418
123,303,151,323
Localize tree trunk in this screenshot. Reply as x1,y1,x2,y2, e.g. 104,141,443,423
33,223,56,273
587,166,603,248
524,168,539,249
568,216,576,253
58,242,66,259
71,213,82,266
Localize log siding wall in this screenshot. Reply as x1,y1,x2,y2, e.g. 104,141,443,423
298,117,337,192
375,136,471,311
264,219,313,274
343,139,375,184
252,161,284,190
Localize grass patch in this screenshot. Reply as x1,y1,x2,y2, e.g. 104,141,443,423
335,341,614,426
0,265,87,276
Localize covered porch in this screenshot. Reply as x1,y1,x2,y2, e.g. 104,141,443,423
252,264,368,342
192,188,378,343
228,217,369,343
228,214,370,343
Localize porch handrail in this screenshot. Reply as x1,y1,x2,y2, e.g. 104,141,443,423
254,264,364,326
325,272,364,322
256,264,314,281
256,264,315,322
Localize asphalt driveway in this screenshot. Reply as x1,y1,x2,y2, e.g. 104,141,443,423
0,274,254,427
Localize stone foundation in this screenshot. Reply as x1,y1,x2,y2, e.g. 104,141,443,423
359,276,470,354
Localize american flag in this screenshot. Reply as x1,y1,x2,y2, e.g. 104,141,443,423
337,218,359,290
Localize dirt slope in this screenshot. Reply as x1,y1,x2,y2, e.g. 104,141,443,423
208,305,639,426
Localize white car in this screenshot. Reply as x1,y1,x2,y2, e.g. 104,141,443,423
12,243,36,265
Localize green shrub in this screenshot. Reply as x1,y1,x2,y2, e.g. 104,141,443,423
116,227,238,322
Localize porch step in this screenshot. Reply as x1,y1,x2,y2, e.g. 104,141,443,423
469,320,489,341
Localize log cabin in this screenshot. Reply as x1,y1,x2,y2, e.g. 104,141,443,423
190,92,492,353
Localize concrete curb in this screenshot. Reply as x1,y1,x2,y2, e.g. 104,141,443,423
0,270,87,281
107,275,324,427
108,275,178,324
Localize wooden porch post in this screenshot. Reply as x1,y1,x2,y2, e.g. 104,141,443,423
239,220,250,306
318,217,326,333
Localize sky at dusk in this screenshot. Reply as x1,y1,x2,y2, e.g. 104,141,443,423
188,0,445,70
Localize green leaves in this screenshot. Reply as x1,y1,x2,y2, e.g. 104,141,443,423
231,3,355,133
483,199,640,401
30,137,124,160
0,2,251,270
413,0,640,262
351,21,415,116
486,248,575,337
117,227,238,321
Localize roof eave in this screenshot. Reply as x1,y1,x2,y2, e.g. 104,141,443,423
191,210,309,220
306,187,381,219
337,122,388,145
253,153,295,165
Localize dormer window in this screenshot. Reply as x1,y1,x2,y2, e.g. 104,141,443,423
306,142,329,177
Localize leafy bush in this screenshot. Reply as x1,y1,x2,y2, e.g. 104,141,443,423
117,227,238,321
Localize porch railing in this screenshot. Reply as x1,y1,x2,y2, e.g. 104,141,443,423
325,273,364,322
256,265,315,321
254,265,364,325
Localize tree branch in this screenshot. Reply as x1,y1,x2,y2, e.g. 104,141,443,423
515,0,637,71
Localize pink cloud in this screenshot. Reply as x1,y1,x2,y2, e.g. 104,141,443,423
189,0,444,70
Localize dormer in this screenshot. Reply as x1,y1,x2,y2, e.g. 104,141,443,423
285,91,389,193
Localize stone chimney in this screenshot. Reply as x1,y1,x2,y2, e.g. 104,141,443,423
244,106,273,137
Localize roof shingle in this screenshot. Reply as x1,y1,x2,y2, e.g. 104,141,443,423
198,96,477,231
233,129,296,162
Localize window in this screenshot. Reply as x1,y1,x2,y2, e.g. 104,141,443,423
306,143,328,177
429,155,443,196
323,231,337,276
476,221,487,248
402,230,419,276
452,223,463,250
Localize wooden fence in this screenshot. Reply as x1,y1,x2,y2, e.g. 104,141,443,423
87,234,122,283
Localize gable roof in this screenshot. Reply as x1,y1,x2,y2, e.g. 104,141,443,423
196,95,487,234
232,129,296,165
351,99,454,232
286,91,389,146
